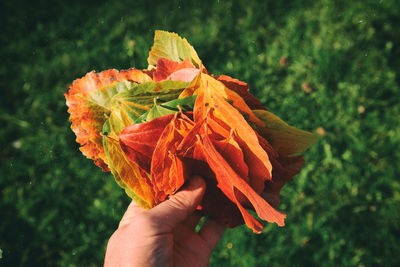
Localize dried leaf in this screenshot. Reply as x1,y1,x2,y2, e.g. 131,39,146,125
180,71,265,127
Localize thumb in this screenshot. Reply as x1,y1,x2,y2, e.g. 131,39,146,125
147,176,206,230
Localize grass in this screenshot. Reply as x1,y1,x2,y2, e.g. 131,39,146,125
1,0,400,266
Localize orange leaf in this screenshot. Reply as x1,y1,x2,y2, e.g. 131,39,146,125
197,131,286,232
193,75,272,181
151,113,195,200
65,69,152,171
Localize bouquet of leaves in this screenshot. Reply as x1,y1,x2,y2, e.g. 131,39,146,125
65,30,316,233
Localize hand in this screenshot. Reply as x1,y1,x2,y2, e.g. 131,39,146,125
104,176,226,267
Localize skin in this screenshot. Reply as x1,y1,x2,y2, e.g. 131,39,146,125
104,176,226,267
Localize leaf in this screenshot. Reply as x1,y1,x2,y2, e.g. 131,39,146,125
212,134,249,183
100,79,189,208
119,113,194,201
150,113,194,200
180,71,265,127
214,75,266,110
161,94,197,111
262,155,304,207
134,99,177,124
253,110,317,155
135,95,197,123
119,114,175,173
88,80,137,110
107,80,189,134
169,68,200,83
192,73,273,181
103,126,156,209
148,30,202,68
197,132,286,232
166,72,285,231
65,69,151,170
153,58,195,82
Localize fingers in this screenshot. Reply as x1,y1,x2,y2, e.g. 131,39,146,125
199,219,226,251
183,210,202,230
147,176,206,230
119,201,146,228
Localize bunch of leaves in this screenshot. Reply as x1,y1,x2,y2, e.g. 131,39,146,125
65,30,316,233
2,0,400,266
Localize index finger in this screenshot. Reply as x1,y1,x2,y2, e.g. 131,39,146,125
199,219,226,251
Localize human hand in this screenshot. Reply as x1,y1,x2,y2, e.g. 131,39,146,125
104,176,226,267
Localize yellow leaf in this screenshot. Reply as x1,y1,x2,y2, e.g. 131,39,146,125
103,130,156,209
253,110,317,155
180,71,264,127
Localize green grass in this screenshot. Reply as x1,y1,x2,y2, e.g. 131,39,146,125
1,0,400,266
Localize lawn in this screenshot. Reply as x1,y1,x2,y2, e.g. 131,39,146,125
1,0,399,266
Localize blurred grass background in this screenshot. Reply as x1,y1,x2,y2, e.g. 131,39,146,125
1,0,400,266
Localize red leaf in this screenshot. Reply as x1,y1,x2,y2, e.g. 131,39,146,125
214,75,266,110
153,58,195,82
150,113,195,200
263,155,305,207
119,114,175,173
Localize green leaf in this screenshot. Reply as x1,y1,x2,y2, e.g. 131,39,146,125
147,30,202,68
87,80,136,111
253,110,318,155
107,80,189,134
135,95,197,123
161,94,197,111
